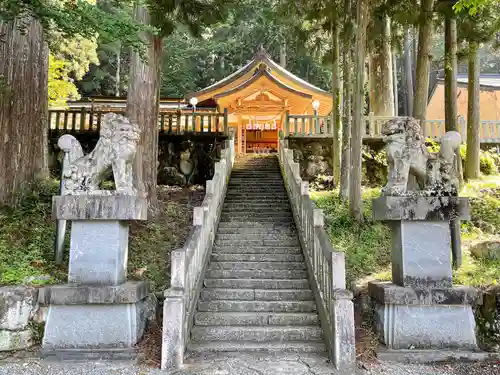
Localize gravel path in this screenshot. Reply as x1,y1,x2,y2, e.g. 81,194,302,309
0,353,499,375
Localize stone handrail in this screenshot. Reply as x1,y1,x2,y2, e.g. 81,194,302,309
161,136,235,370
278,140,356,370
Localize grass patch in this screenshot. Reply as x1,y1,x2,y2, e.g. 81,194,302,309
311,189,391,287
0,181,202,293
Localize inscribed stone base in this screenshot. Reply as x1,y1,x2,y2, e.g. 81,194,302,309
390,221,452,288
372,301,477,350
68,221,128,285
42,299,149,351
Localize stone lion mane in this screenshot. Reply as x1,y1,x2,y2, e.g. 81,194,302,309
59,113,140,195
381,117,461,196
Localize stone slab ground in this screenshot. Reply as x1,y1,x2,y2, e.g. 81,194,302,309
0,354,499,375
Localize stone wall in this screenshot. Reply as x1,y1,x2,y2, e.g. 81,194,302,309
49,136,225,186
287,138,387,187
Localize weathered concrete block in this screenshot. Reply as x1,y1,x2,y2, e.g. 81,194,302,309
53,195,147,221
372,196,470,222
68,220,128,285
0,287,38,331
0,329,33,351
44,281,149,305
390,221,452,288
369,281,482,306
42,298,151,350
373,302,477,350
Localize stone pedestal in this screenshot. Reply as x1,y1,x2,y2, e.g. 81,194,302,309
42,195,151,360
370,196,481,355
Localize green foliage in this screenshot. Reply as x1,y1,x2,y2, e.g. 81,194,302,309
311,189,391,287
48,54,81,106
0,0,146,51
0,180,65,285
426,137,499,176
362,146,388,187
79,0,332,97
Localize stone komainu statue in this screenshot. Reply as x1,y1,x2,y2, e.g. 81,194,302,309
381,117,462,196
58,113,140,195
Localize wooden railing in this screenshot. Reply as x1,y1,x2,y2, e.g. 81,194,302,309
48,108,229,135
161,135,235,370
278,139,356,370
284,112,500,143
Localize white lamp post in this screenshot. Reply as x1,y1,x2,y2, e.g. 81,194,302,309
312,99,320,114
189,96,198,112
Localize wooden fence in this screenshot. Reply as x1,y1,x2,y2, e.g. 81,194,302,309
48,108,229,136
284,112,500,144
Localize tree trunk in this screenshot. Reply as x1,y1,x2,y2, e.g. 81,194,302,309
280,40,287,68
444,15,463,185
116,44,121,97
350,0,369,221
413,0,434,122
393,49,399,116
444,16,458,133
331,21,341,185
368,15,394,116
403,27,414,116
466,42,480,180
126,4,162,215
340,38,353,201
0,17,49,206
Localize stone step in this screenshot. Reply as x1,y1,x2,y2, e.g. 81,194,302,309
209,262,306,271
215,233,296,240
221,207,291,214
214,239,299,247
206,269,308,279
211,253,303,262
223,203,291,209
220,213,293,219
203,278,310,289
187,341,326,354
197,300,317,313
218,218,294,224
216,225,295,233
217,222,295,229
223,199,290,205
225,193,288,198
228,180,283,184
194,312,319,326
227,188,287,193
200,288,313,301
191,326,323,342
212,246,302,254
229,175,282,179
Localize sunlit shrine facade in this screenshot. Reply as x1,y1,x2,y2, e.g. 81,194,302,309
186,50,333,154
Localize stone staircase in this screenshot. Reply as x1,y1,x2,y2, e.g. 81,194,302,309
187,155,325,354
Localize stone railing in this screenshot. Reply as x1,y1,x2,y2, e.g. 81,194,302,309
278,140,356,370
161,136,235,370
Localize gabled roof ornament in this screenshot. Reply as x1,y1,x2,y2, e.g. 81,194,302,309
258,44,267,56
